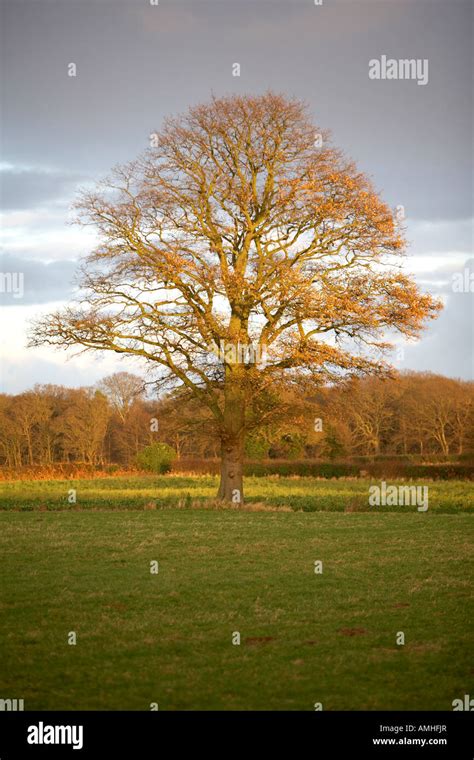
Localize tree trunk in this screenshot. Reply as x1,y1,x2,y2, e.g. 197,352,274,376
217,435,244,503
26,431,33,465
217,364,245,504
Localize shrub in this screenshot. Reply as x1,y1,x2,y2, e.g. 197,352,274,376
244,435,269,460
136,443,177,474
269,434,307,460
243,460,359,478
171,459,474,480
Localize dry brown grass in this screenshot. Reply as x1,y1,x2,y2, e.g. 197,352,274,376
169,498,292,512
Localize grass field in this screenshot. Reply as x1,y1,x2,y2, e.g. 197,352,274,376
0,474,472,512
0,476,473,710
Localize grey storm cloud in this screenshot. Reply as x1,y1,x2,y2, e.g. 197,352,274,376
403,289,474,380
2,0,472,221
0,253,77,305
0,165,85,210
408,218,473,257
0,0,472,387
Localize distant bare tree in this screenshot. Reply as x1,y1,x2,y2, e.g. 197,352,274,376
98,372,145,422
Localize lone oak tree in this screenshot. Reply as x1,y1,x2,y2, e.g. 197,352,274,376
30,93,441,502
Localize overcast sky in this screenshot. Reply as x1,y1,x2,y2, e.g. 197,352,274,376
0,0,472,393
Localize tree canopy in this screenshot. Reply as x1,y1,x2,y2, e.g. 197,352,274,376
30,92,441,501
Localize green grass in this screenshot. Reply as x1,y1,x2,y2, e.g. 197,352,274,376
0,503,473,709
0,474,472,512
